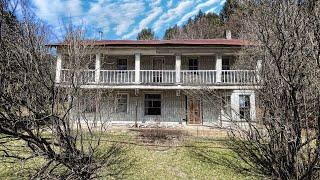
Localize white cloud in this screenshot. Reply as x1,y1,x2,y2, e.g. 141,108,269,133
31,0,226,40
153,0,193,31
167,0,174,8
122,3,163,39
86,0,145,36
177,0,219,26
220,0,226,6
205,6,217,13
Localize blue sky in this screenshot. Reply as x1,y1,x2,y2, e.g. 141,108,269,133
30,0,226,40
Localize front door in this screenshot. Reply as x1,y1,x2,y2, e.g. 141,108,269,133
188,98,202,124
153,58,164,83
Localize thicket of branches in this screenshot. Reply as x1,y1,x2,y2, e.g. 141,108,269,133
226,1,319,179
0,1,131,179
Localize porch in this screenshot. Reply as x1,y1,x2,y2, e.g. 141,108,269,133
56,54,257,86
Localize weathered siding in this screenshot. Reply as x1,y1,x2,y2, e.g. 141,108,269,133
181,55,216,70
99,55,217,71
71,89,239,125
75,90,186,123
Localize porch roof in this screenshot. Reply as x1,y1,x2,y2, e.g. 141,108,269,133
48,39,250,47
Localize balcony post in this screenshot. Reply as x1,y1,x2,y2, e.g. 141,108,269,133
215,54,222,83
256,59,262,82
95,53,101,83
55,53,62,83
175,54,181,84
135,53,141,84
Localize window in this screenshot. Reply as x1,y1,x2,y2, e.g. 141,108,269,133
188,58,198,70
222,57,231,70
145,94,161,115
117,59,127,70
116,94,128,113
239,95,250,119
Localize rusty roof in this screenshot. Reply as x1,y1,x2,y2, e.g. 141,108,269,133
48,39,250,47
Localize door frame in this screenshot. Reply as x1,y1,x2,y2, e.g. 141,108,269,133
187,97,202,125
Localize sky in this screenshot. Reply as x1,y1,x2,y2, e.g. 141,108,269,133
30,0,226,40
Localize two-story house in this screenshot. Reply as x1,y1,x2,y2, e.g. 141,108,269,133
52,36,258,127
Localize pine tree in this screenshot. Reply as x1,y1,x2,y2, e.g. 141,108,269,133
136,28,156,40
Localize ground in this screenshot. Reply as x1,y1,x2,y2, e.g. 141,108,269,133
0,126,260,179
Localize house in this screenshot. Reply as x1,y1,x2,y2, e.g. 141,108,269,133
52,35,259,127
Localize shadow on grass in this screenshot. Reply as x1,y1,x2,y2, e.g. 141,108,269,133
186,139,257,178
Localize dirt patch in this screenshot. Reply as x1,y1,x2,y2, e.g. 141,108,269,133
130,128,188,149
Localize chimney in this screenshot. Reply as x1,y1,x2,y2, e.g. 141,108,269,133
226,30,232,39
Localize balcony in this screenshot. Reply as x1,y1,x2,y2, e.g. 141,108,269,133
59,69,257,86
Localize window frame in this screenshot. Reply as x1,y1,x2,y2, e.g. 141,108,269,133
239,95,251,120
188,58,199,70
117,58,128,70
144,93,162,116
116,93,129,113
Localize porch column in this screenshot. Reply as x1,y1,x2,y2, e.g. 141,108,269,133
215,54,222,83
95,53,101,83
135,53,141,84
256,59,262,82
55,53,62,83
175,54,181,84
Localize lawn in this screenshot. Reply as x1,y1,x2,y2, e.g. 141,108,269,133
0,128,260,179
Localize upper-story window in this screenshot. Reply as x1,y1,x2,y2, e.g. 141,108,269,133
117,59,127,70
239,95,250,119
222,56,231,70
83,54,95,69
188,58,198,70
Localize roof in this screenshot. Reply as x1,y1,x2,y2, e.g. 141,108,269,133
48,39,250,47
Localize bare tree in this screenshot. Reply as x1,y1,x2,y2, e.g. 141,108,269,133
0,1,131,179
187,0,320,179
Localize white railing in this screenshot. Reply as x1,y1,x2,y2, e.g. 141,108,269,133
181,70,217,84
60,69,256,85
222,70,256,84
60,69,95,84
140,70,176,84
100,70,135,84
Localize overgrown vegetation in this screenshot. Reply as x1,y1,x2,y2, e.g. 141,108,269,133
0,130,259,180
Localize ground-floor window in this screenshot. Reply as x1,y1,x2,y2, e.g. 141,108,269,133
145,94,161,115
116,94,128,113
239,95,250,119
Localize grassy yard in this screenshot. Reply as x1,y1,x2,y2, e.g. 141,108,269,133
0,128,260,180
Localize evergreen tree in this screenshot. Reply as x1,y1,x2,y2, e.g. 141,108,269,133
136,28,156,40
220,0,240,22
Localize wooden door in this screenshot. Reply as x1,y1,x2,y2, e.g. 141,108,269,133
188,98,202,124
153,58,164,83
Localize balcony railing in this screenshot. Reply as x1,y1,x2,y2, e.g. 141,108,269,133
61,69,95,84
59,69,256,85
181,70,216,84
100,70,135,84
140,70,176,84
222,70,256,84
